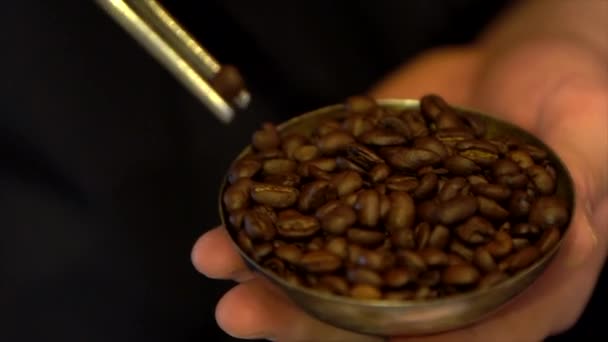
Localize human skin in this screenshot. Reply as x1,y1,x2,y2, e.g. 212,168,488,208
192,1,608,341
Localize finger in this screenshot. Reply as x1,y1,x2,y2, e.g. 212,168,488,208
215,278,385,342
191,226,254,282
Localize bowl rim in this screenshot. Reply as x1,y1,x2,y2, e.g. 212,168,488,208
218,98,576,309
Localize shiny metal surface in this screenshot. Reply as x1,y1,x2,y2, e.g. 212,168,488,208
218,99,576,336
96,0,250,124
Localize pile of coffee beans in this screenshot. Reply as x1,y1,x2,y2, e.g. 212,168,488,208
222,94,570,301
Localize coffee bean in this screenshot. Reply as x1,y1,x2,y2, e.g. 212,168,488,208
396,250,427,273
409,174,435,200
379,116,411,137
414,286,438,300
496,173,529,189
456,139,499,154
228,159,262,184
380,194,391,220
307,237,325,251
505,246,541,271
402,110,429,138
478,271,509,289
298,181,337,212
253,242,274,260
354,249,395,271
346,95,377,115
359,128,407,146
345,143,384,170
275,244,303,264
300,251,342,273
509,190,534,218
420,94,448,121
477,196,510,221
250,183,299,208
414,136,449,160
474,247,496,273
210,65,244,100
315,200,342,220
511,223,541,238
460,149,499,167
417,200,440,225
386,175,419,192
386,191,416,231
252,123,280,152
461,114,486,137
325,237,348,259
537,226,561,254
428,225,450,249
443,155,481,176
316,131,355,155
223,178,253,212
529,196,569,228
355,190,381,227
262,158,297,176
335,156,366,173
229,209,247,229
456,216,495,244
485,231,513,258
321,204,357,235
293,145,320,162
447,254,467,266
390,229,415,250
493,159,521,178
419,270,441,287
467,175,489,185
449,241,474,262
511,238,531,251
316,120,342,137
244,210,276,241
281,134,308,159
382,147,441,172
472,183,511,201
237,230,254,253
419,248,449,267
436,195,478,225
508,150,535,170
442,265,480,286
263,258,286,277
320,275,350,295
521,144,548,161
347,268,383,286
369,163,391,183
384,268,413,288
435,128,475,146
304,158,338,174
263,173,301,187
438,177,467,202
528,165,556,195
415,222,432,250
350,284,382,300
436,110,466,130
347,228,385,246
276,214,320,238
342,191,360,206
342,114,373,137
331,171,363,197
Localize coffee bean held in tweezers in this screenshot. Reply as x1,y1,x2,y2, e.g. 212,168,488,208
223,93,570,301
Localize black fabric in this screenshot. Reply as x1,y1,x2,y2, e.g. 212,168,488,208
0,1,602,341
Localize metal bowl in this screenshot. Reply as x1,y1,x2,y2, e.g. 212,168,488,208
218,99,575,336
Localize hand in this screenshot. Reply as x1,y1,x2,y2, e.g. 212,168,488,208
191,45,608,342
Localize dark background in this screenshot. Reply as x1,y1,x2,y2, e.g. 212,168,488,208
0,1,603,341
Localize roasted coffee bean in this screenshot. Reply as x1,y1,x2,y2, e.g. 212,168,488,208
354,249,395,271
320,275,350,295
390,227,415,248
263,173,302,188
298,180,337,212
436,195,478,225
511,223,541,237
316,120,342,136
355,190,381,227
386,175,419,192
419,270,441,287
467,175,489,185
419,248,449,267
504,246,540,272
257,149,285,160
449,241,474,261
447,254,467,266
402,110,429,137
342,114,373,137
223,178,253,212
478,271,509,289
493,159,521,178
544,163,557,180
263,258,286,276
442,265,480,286
331,171,363,197
510,190,534,218
443,155,481,176
321,204,357,235
511,238,531,251
521,144,548,161
307,237,325,251
345,143,384,170
417,200,440,225
456,216,495,244
415,222,432,250
350,284,382,300
262,158,297,176
414,286,437,300
508,150,535,169
252,123,281,152
528,165,556,195
459,149,499,167
428,225,450,249
316,131,355,155
346,95,377,115
293,145,320,162
420,94,448,121
461,114,486,137
250,183,299,208
253,205,278,224
496,173,529,189
210,65,245,100
347,228,385,246
244,210,276,241
375,184,387,195
228,159,262,184
229,209,247,229
342,191,360,206
336,156,366,173
237,230,254,253
281,133,307,159
310,166,332,181
300,251,342,273
477,196,510,221
529,196,569,228
438,177,468,202
382,147,441,172
435,128,475,146
315,200,341,219
436,110,466,130
325,237,348,259
456,139,498,154
396,250,427,273
386,191,416,231
413,172,439,200
275,244,304,264
537,226,561,254
379,116,411,137
384,268,413,288
276,214,320,238
474,248,496,273
380,195,391,220
359,128,407,146
472,183,511,201
369,163,391,183
253,242,274,260
485,231,513,258
347,268,383,286
305,158,338,174
414,136,449,160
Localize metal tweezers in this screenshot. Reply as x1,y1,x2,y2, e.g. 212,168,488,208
96,0,250,124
